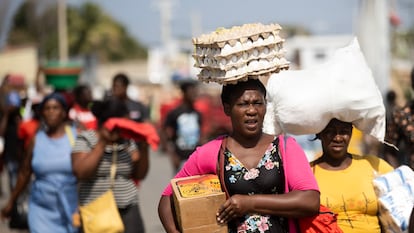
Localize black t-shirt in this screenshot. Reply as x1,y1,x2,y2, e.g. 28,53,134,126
164,105,202,160
125,99,149,123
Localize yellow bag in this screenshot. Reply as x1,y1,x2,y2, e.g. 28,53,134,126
79,144,124,233
79,190,124,233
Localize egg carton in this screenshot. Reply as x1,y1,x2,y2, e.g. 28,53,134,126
194,45,287,71
193,23,282,47
194,32,284,58
198,61,289,85
193,23,289,85
198,56,289,80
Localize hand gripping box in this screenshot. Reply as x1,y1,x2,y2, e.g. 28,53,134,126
171,174,228,233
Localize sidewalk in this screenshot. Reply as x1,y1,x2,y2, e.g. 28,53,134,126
0,150,172,233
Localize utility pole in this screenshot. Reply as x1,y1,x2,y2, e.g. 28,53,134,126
191,11,202,39
159,0,172,51
357,0,390,96
57,0,68,62
157,0,174,85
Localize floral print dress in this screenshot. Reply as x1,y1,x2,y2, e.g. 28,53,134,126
223,138,287,233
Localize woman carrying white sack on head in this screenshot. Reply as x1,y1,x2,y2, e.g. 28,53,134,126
263,38,386,146
263,38,397,233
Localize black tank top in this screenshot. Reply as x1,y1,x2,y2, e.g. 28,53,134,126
223,138,288,233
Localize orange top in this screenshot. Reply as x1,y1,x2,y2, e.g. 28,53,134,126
18,119,40,148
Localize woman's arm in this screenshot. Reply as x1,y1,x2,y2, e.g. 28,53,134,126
71,130,109,179
217,190,319,224
158,195,180,233
409,207,414,233
131,141,149,180
1,138,34,218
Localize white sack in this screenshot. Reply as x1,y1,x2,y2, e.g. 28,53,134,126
263,38,386,142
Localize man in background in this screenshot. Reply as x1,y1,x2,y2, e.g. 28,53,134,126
69,84,97,130
111,73,149,123
163,80,203,173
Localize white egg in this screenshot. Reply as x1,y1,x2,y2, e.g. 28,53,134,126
234,41,242,51
231,55,238,63
266,35,275,43
222,43,232,55
246,39,253,47
252,49,259,57
196,47,202,55
220,58,227,66
248,60,259,70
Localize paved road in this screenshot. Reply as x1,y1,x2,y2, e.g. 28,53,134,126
0,150,173,233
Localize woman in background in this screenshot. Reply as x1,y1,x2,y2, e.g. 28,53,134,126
1,92,79,233
71,98,149,233
311,118,393,233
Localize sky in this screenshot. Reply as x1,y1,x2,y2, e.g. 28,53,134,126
1,0,412,49
66,0,414,48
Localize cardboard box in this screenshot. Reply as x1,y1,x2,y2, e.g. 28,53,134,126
171,174,228,233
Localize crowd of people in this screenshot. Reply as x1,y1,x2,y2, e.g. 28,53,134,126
0,62,414,233
0,72,156,233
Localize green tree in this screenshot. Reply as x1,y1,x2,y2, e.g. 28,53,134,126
392,26,414,60
9,0,58,58
8,1,147,61
67,3,147,61
281,24,311,38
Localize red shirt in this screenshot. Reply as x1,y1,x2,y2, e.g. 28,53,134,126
69,103,97,130
18,119,40,148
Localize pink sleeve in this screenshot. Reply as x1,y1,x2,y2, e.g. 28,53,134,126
280,135,319,192
161,137,223,196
